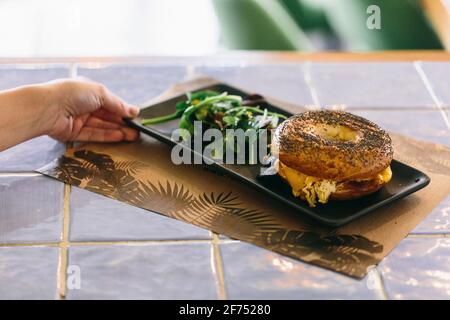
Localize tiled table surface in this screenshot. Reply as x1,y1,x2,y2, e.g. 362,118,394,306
0,60,449,300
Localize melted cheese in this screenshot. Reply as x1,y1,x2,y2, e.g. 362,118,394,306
377,166,392,184
354,166,392,183
278,161,336,207
277,161,392,208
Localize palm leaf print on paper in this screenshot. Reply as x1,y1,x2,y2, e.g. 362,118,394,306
260,228,383,277
44,149,282,240
45,150,141,201
172,191,282,241
41,149,383,278
115,160,148,177
133,180,195,215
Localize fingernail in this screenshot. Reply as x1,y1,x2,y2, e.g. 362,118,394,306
128,106,140,117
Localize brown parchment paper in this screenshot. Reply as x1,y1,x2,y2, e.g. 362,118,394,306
39,77,450,278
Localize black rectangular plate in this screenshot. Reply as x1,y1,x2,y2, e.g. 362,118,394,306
125,83,430,227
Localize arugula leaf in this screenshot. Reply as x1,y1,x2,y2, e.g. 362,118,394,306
222,116,239,127
190,90,220,101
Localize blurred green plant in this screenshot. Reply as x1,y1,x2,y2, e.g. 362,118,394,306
211,0,443,51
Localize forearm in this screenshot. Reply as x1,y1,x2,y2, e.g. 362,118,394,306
0,84,55,151
0,79,139,149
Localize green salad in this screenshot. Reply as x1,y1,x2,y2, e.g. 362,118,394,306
141,90,287,134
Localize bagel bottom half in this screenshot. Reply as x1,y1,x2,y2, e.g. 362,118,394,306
277,160,392,207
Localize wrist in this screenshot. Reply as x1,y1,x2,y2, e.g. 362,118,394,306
0,83,60,150
31,83,62,136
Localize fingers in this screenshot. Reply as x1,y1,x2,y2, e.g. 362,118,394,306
84,116,139,140
75,127,139,142
85,116,122,129
47,78,140,119
45,78,141,143
96,84,140,118
91,109,126,125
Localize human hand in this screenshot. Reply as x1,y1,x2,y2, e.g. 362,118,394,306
43,78,140,142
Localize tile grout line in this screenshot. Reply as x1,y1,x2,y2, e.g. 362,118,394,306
407,233,449,238
210,232,228,300
56,183,71,300
55,52,76,301
69,62,78,78
373,267,389,300
302,61,321,109
184,64,197,81
69,239,216,246
0,172,42,177
0,238,240,248
0,242,59,247
414,61,450,131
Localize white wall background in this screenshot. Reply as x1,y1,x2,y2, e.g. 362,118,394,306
0,0,220,57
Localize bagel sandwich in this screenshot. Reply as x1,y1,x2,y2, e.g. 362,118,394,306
271,110,394,207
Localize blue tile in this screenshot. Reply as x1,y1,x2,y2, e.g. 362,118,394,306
0,136,65,172
411,195,450,234
220,242,380,299
69,187,210,241
352,110,450,147
0,175,64,243
196,64,315,107
0,247,59,299
66,244,217,299
310,62,434,108
77,65,187,106
421,62,450,108
0,66,69,90
379,238,450,299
